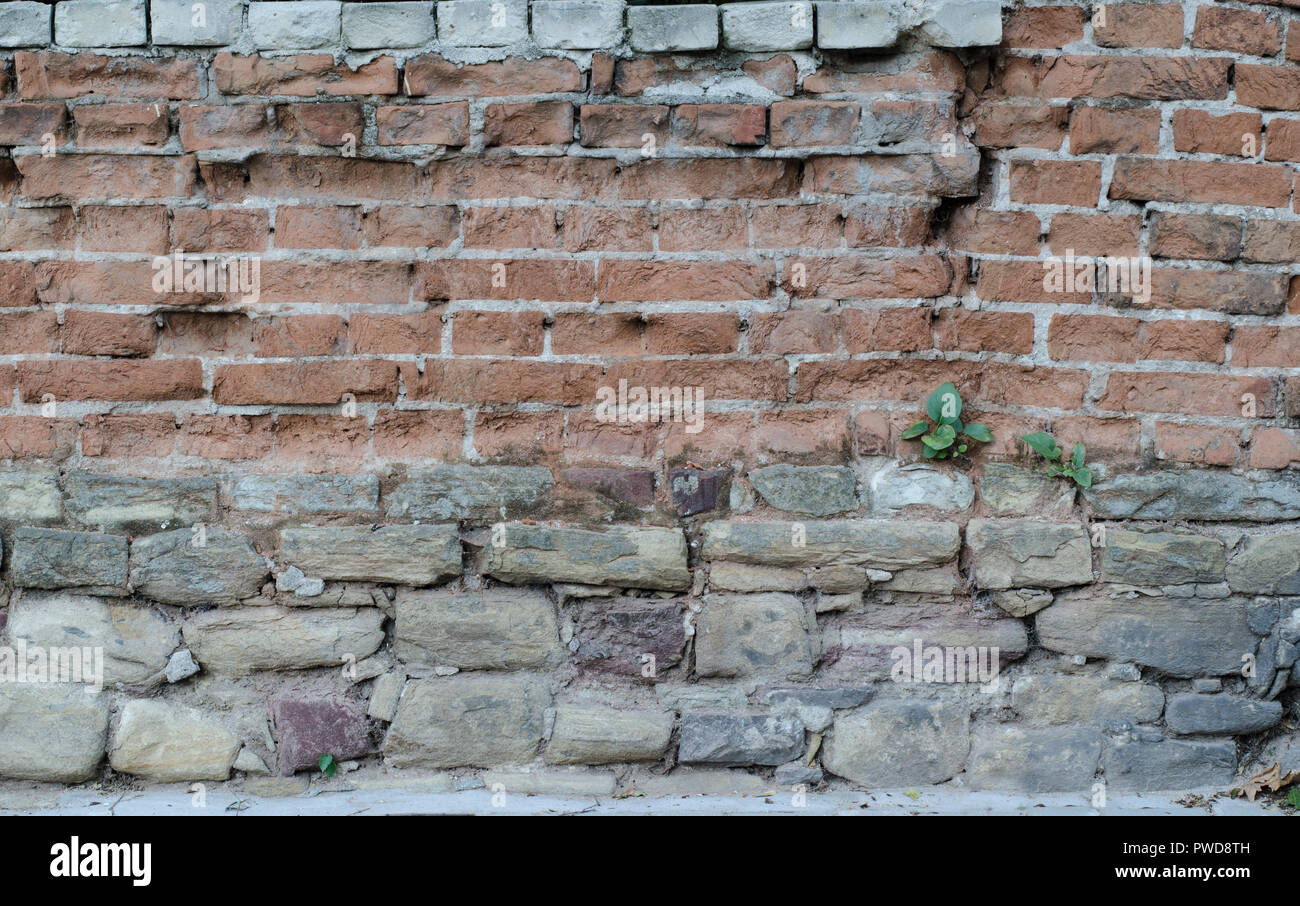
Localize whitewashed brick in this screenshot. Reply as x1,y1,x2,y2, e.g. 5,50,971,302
342,1,435,48
532,0,624,49
436,0,527,46
0,1,51,47
55,0,146,46
248,0,341,49
628,4,717,52
151,0,243,45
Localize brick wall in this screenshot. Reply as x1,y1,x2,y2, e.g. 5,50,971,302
0,0,1296,798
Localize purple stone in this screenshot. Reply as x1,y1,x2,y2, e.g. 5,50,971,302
560,468,656,507
668,468,723,516
271,695,372,775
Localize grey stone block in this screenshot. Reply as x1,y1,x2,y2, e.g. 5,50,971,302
55,0,146,46
436,0,527,46
679,713,804,765
869,461,974,513
1102,735,1237,792
395,587,562,670
182,606,385,674
749,464,858,516
980,462,1074,516
1084,470,1300,521
1100,529,1226,586
109,699,240,782
1011,674,1164,726
815,1,901,50
968,725,1101,792
130,527,268,606
1037,591,1257,677
721,1,813,51
823,699,969,786
279,524,461,586
151,0,242,45
628,4,717,52
481,522,690,591
695,593,817,679
385,674,549,768
532,0,624,49
918,0,1002,47
11,527,128,595
545,704,674,764
233,473,379,514
63,472,217,531
0,684,108,781
1226,531,1300,595
0,2,52,47
383,465,552,521
967,519,1094,589
702,519,960,570
248,1,341,49
0,471,61,521
1165,694,1282,736
342,1,435,48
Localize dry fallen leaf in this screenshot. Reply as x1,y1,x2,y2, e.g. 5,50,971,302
1242,762,1299,802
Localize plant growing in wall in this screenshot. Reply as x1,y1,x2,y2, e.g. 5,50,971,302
1020,432,1093,488
902,382,993,459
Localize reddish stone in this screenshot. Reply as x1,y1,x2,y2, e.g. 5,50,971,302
271,695,371,776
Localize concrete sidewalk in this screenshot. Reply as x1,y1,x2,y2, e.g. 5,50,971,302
0,786,1283,816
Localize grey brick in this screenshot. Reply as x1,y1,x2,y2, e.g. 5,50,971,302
628,3,717,52
436,0,526,46
532,0,624,49
919,0,1002,48
815,1,900,50
54,0,146,46
151,0,242,45
0,2,52,47
342,1,434,48
63,472,217,531
279,524,461,586
11,527,128,595
232,473,379,514
248,0,341,49
721,1,813,52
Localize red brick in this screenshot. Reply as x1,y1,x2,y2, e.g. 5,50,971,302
1232,325,1300,367
16,154,196,200
562,207,653,252
1242,220,1300,263
373,410,464,461
179,414,274,460
1146,268,1288,315
997,55,1230,100
16,52,201,99
0,417,78,460
212,361,398,405
748,310,837,354
671,104,767,147
1265,118,1300,161
81,413,176,458
769,101,860,147
603,360,787,401
1139,320,1229,363
253,315,346,357
74,103,168,148
1002,5,1087,48
803,52,964,94
599,260,773,302
753,204,844,249
275,205,361,249
1109,157,1292,207
0,206,74,250
1155,422,1241,467
788,256,952,300
452,310,545,355
1250,427,1300,469
461,206,558,249
658,208,748,251
173,207,270,251
428,157,617,201
483,101,573,146
1149,212,1242,260
1099,372,1276,416
1094,3,1185,48
348,311,441,354
259,261,411,305
844,205,931,248
0,311,58,353
975,259,1091,304
418,259,593,302
1172,109,1261,156
18,359,203,402
1192,7,1282,56
551,313,643,355
247,154,423,202
363,205,458,248
579,104,669,148
474,411,563,462
1010,159,1101,207
644,313,739,354
1068,106,1160,154
404,360,603,405
935,310,1035,354
275,102,363,148
275,414,369,463
947,208,1041,255
178,104,271,151
79,205,169,254
376,103,469,146
0,103,66,144
756,410,851,463
969,102,1068,150
1047,213,1140,257
1236,64,1300,110
1047,314,1141,362
214,53,398,96
841,308,934,352
403,55,581,97
61,311,156,356
619,158,798,200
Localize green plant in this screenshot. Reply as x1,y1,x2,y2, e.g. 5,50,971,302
1021,432,1093,488
901,382,993,460
318,753,337,778
1287,786,1300,810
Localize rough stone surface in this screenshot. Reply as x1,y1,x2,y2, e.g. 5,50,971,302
0,472,61,522
967,519,1094,589
573,597,686,679
980,462,1074,516
678,713,804,765
1037,591,1257,677
384,466,553,520
721,1,814,52
1164,694,1282,735
823,699,970,786
385,674,549,768
165,649,199,683
1101,529,1226,586
545,704,673,764
1226,532,1300,594
702,520,960,570
248,1,342,49
532,0,624,49
815,0,901,50
233,474,379,514
151,0,241,44
55,0,145,47
750,465,857,516
0,684,108,781
109,699,241,781
1102,736,1237,791
11,527,128,594
668,468,722,516
271,694,372,775
0,1,51,47
64,473,217,530
182,607,385,674
990,588,1053,618
1084,471,1300,522
396,587,561,670
695,593,817,679
919,0,1002,47
437,0,527,46
1011,674,1164,725
628,3,718,52
280,524,461,586
7,591,179,686
341,1,435,48
967,725,1100,792
869,462,974,513
482,523,690,590
130,528,268,605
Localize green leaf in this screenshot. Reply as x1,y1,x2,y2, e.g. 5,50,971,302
1073,466,1093,488
926,382,961,424
964,422,993,443
319,753,337,777
1287,786,1300,809
1021,432,1061,461
921,434,951,450
1071,442,1086,470
922,445,937,459
901,420,929,440
957,444,968,453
